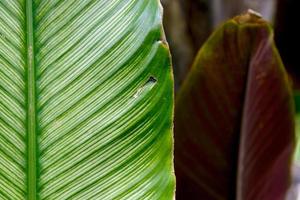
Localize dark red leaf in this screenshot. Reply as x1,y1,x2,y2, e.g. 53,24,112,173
175,11,295,200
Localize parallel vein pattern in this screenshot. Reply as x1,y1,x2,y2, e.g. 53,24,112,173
0,0,174,199
0,0,26,199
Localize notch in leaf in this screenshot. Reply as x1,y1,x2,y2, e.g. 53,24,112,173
175,10,295,200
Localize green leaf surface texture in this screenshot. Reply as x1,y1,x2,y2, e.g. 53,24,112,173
0,0,174,199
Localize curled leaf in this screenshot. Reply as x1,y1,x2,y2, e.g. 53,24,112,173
175,11,295,200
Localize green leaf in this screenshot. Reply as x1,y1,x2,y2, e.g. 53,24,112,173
175,11,295,200
294,115,300,162
0,1,174,199
295,92,300,162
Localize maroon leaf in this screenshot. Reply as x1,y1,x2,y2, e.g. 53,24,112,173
175,11,295,200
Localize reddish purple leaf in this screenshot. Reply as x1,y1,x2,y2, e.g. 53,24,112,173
175,11,295,200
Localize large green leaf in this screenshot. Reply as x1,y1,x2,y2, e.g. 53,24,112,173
0,0,174,199
175,11,295,200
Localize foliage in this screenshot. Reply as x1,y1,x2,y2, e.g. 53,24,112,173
0,1,174,199
175,11,295,200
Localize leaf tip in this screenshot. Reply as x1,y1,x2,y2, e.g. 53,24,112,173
247,9,263,18
234,9,266,25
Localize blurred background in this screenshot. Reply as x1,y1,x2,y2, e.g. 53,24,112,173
161,0,299,90
161,0,299,198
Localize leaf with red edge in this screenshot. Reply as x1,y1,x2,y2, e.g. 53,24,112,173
175,10,295,200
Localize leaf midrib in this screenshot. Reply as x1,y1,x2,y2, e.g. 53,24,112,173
25,0,38,199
